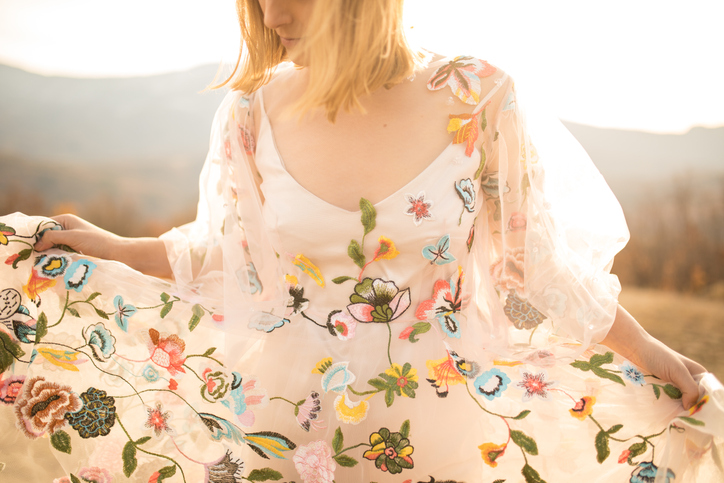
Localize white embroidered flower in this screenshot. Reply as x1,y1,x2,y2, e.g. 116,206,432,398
293,440,336,483
404,192,434,226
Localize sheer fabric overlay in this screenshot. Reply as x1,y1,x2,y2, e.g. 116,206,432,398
1,56,722,483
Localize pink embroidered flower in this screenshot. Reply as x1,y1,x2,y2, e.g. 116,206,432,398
296,391,323,432
147,328,186,375
347,278,411,323
427,56,498,105
524,350,556,368
507,212,527,231
14,376,82,438
517,371,556,401
404,192,434,226
76,467,113,483
415,269,465,338
326,310,357,340
293,440,336,483
618,449,631,464
239,126,256,154
0,374,25,404
489,247,525,292
145,402,173,438
225,372,268,427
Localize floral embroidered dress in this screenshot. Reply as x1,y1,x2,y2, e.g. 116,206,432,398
1,57,723,483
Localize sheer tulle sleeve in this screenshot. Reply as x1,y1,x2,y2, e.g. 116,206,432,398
467,76,630,360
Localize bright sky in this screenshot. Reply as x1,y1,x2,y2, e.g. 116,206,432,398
1,0,722,133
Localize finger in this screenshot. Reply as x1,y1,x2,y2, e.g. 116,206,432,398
671,364,700,410
34,229,81,252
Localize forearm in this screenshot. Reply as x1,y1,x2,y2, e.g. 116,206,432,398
600,304,651,361
113,237,173,280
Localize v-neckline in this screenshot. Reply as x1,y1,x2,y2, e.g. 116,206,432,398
257,87,461,215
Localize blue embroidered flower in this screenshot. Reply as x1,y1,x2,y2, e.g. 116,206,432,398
237,263,263,294
34,254,69,278
421,234,457,266
221,372,268,427
475,368,511,400
142,365,160,383
64,259,96,292
82,322,116,362
65,388,116,438
630,461,675,483
112,295,137,332
320,362,356,394
455,178,476,219
248,312,289,333
620,362,646,386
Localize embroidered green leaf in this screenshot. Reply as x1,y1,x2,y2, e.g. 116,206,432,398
493,480,507,483
480,108,488,132
122,441,138,477
367,378,388,391
248,468,283,481
157,465,177,482
86,292,101,302
510,430,538,455
50,430,72,454
347,240,366,269
160,292,170,303
188,304,204,332
590,366,625,386
94,307,109,320
203,347,217,357
606,424,623,434
628,442,647,460
160,302,173,319
595,430,610,463
12,248,32,268
570,361,591,371
652,384,661,399
474,149,486,180
67,307,80,318
332,276,357,285
0,332,25,373
384,388,395,407
400,419,410,439
407,322,431,343
512,410,531,420
360,198,377,237
70,475,81,483
135,436,152,446
590,352,614,367
521,464,546,483
678,416,705,426
332,427,343,453
334,454,359,467
663,384,682,399
35,312,48,344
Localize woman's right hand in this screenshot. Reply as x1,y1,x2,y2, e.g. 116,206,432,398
34,214,173,279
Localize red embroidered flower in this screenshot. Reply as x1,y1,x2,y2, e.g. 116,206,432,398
404,192,434,226
145,402,173,437
147,329,186,375
517,371,556,401
619,449,631,464
0,374,25,404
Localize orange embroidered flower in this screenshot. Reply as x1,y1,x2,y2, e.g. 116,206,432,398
372,236,399,262
689,395,708,415
14,376,82,438
147,329,186,375
479,442,507,468
569,396,596,421
23,270,56,301
425,353,466,397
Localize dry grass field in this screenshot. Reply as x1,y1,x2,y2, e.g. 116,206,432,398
619,286,724,381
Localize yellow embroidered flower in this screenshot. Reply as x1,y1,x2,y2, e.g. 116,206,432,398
425,353,466,397
312,357,333,375
372,236,400,262
384,363,418,394
478,442,507,468
333,393,369,425
36,348,84,372
689,395,709,415
292,254,325,287
284,274,299,286
569,396,596,421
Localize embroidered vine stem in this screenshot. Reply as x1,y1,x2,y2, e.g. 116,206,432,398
386,322,393,366
270,396,298,406
347,386,379,397
116,416,186,483
47,292,70,328
7,239,33,248
183,364,204,383
464,382,520,419
333,442,370,458
301,312,327,329
528,325,538,345
186,353,223,366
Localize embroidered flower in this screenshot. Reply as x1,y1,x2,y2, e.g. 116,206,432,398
76,467,113,483
147,328,186,375
619,449,632,464
449,350,480,379
474,368,511,401
293,440,336,483
504,289,546,330
34,254,70,278
427,56,497,105
363,427,414,474
239,126,256,155
296,391,323,432
421,234,456,266
333,393,369,425
326,310,357,341
455,178,476,219
64,259,97,292
478,442,507,468
524,349,556,368
14,376,82,438
248,312,289,333
347,278,411,323
415,269,464,338
0,222,16,245
145,402,173,437
490,247,525,292
0,287,21,319
689,395,708,415
319,362,356,394
569,396,596,421
36,348,86,371
0,374,25,404
205,450,245,482
404,192,434,226
629,461,675,483
425,353,466,397
480,174,510,221
383,363,419,398
201,369,231,402
82,323,116,362
286,285,309,317
312,357,333,375
507,212,527,231
372,236,400,262
620,362,645,386
222,372,268,427
517,371,556,401
141,365,160,383
23,270,56,301
113,295,137,332
447,113,479,157
65,388,116,438
53,478,71,483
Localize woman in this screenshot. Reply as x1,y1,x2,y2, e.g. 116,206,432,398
1,0,721,481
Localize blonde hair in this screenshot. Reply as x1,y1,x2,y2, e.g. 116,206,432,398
216,0,425,122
